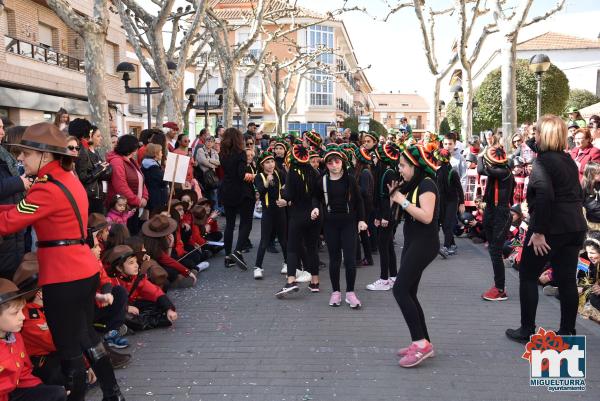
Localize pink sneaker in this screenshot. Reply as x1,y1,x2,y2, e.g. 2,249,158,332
397,343,435,358
398,341,434,368
329,291,341,307
345,292,362,309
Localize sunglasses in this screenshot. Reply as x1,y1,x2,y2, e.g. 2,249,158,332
67,145,80,151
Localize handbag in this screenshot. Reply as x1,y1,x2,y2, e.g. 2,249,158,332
203,168,219,189
125,301,172,331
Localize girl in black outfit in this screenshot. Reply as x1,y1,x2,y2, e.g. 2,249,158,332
367,143,400,291
435,148,465,257
219,128,254,270
276,145,321,297
314,146,367,308
140,143,168,214
581,162,600,230
354,146,375,266
507,115,588,342
389,143,440,368
253,151,288,279
478,146,514,301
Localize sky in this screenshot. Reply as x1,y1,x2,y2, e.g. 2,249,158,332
298,0,600,98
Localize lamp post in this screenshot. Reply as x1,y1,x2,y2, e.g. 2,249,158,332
116,61,177,129
528,54,551,121
451,84,463,107
185,87,224,129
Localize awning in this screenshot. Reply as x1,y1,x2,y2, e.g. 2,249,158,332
0,86,90,115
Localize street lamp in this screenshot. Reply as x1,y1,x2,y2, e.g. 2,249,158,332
451,84,463,106
116,61,177,129
185,87,224,129
528,53,551,121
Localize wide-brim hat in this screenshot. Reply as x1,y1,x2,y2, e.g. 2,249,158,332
178,189,198,206
354,146,373,165
0,278,38,306
106,245,136,270
10,122,70,156
191,205,207,224
88,213,109,232
197,197,215,208
170,198,188,211
12,252,39,295
567,106,579,113
141,215,178,238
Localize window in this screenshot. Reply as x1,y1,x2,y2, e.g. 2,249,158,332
309,70,333,106
105,43,116,75
288,122,328,137
307,25,334,65
38,23,53,48
401,103,410,107
378,103,388,107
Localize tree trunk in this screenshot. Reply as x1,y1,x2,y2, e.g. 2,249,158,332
240,105,249,130
501,37,518,150
83,29,111,152
222,75,235,128
156,95,166,126
430,77,442,131
162,86,182,125
461,67,474,142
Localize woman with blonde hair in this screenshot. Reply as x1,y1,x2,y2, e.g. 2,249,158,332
54,108,70,131
506,115,588,343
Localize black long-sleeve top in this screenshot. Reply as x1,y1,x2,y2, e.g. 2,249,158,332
357,167,374,213
526,151,587,235
282,166,319,214
437,163,465,204
313,172,366,222
477,156,514,207
219,151,253,207
374,163,399,221
254,169,285,209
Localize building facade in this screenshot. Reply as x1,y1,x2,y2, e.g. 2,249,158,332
369,93,430,136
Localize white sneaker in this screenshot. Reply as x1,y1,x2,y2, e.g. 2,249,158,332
295,269,312,283
253,267,264,280
280,263,287,274
389,276,396,285
196,261,210,272
366,279,391,291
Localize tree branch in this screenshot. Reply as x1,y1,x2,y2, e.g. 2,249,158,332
522,0,565,28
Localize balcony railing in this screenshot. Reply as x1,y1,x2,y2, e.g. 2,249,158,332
336,97,352,115
4,35,84,72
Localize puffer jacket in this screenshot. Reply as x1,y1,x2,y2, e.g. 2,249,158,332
0,151,25,279
106,151,148,208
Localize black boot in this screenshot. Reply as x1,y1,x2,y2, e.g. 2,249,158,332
105,343,132,369
60,355,87,401
505,326,535,344
84,342,125,401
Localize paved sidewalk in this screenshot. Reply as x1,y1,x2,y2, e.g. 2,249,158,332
93,222,600,401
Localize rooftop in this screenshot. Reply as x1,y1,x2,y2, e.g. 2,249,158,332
209,0,327,21
517,32,600,51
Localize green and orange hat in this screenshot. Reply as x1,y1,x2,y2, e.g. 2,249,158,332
288,144,310,166
272,135,289,151
339,143,357,163
375,142,400,165
402,143,439,177
434,148,451,164
362,131,378,143
354,146,373,165
308,149,321,160
257,150,275,165
483,146,508,166
305,130,323,148
323,144,347,163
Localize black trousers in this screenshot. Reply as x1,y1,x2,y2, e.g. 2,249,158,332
393,237,438,342
441,200,458,248
126,211,143,236
287,211,320,277
94,285,128,332
224,198,254,255
323,214,357,292
519,231,585,333
483,205,511,289
31,353,64,386
377,224,397,280
9,385,66,401
255,207,287,268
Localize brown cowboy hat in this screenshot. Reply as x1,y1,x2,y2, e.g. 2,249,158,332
88,213,109,232
12,253,39,290
106,245,136,269
197,197,214,208
191,205,207,224
169,198,188,211
141,215,178,238
10,122,71,156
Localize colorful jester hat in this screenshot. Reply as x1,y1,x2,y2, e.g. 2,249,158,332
375,142,400,165
323,144,348,164
354,146,374,165
272,135,289,152
434,147,451,165
308,149,321,160
402,142,439,177
339,143,357,164
257,150,275,166
363,131,378,143
305,129,323,148
288,144,310,166
483,146,508,167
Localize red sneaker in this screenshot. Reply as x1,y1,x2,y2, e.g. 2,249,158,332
482,286,508,301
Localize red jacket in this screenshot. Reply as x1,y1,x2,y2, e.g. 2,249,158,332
190,225,207,248
21,303,55,358
0,333,42,400
156,252,190,277
106,151,148,208
0,161,98,286
206,217,219,234
108,273,174,311
570,145,600,180
136,145,147,166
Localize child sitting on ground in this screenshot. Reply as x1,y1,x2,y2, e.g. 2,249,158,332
577,233,600,322
0,278,66,401
197,198,223,243
169,200,210,273
124,236,169,289
106,245,178,331
106,194,135,226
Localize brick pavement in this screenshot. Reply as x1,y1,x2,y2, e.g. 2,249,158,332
92,220,600,401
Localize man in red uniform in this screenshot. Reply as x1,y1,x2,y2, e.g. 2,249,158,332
0,278,66,401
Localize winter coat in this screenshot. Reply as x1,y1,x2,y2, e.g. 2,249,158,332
106,151,148,208
570,145,600,181
106,209,135,226
140,158,168,213
75,146,110,201
0,153,25,279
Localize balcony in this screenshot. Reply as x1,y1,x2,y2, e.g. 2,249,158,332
336,97,352,115
4,36,84,72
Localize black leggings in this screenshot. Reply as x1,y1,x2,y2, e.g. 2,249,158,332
9,385,66,401
483,205,511,289
519,231,585,333
43,274,101,359
393,239,438,341
287,211,320,278
224,198,254,254
255,207,287,268
94,284,128,332
323,215,357,292
378,224,397,280
441,201,457,248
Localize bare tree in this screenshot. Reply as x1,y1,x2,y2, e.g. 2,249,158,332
46,0,111,150
491,0,565,149
115,0,209,125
